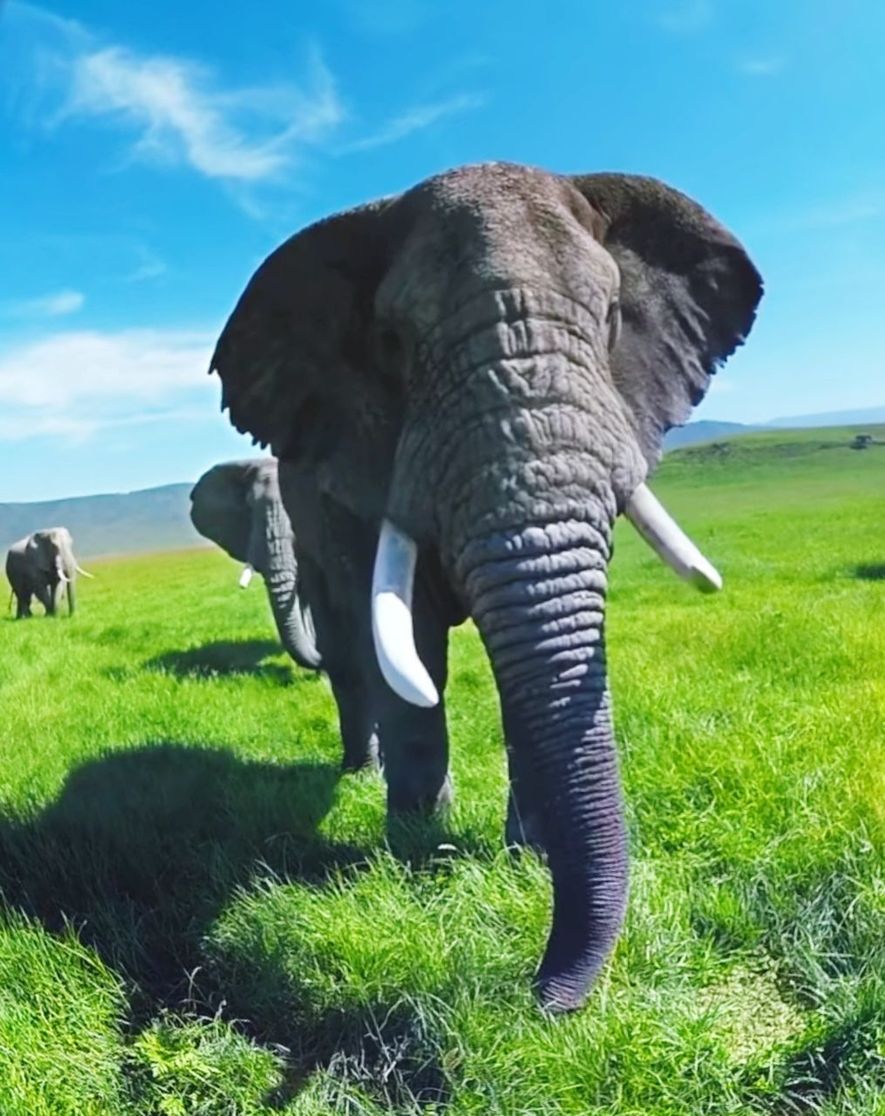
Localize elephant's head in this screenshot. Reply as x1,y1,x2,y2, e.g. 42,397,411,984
189,459,321,670
27,527,78,615
210,162,762,1011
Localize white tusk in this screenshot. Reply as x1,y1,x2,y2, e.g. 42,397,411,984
57,569,70,584
75,564,95,579
238,564,254,589
624,483,722,593
371,519,439,708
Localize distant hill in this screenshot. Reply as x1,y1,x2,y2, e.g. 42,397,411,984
663,420,760,449
766,405,885,428
0,483,203,559
664,405,885,450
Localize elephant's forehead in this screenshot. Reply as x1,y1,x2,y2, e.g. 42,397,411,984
380,164,615,323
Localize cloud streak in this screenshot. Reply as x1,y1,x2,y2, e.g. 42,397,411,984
60,45,343,182
2,289,85,318
737,56,786,77
6,3,344,186
5,3,488,219
0,327,220,441
340,92,485,153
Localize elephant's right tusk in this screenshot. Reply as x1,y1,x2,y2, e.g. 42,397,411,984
624,483,722,593
371,519,439,708
238,564,254,589
75,564,95,579
57,570,70,584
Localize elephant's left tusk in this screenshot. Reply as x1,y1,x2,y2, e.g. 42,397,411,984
75,564,95,579
372,519,439,708
238,564,254,589
624,483,722,593
57,569,70,584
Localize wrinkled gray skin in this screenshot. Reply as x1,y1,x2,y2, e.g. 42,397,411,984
210,162,762,1012
6,527,80,618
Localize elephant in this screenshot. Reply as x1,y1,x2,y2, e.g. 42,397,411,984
190,459,322,666
208,161,762,1012
5,527,92,618
190,458,389,770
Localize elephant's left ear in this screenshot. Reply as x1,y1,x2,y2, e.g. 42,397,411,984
209,196,396,464
568,174,763,464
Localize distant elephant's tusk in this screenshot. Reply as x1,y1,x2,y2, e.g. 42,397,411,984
74,564,95,579
238,564,254,589
57,569,70,584
371,519,439,708
624,483,722,593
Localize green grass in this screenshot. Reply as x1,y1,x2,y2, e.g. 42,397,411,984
1,426,883,1114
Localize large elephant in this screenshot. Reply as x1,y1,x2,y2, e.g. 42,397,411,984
209,162,762,1012
5,527,92,618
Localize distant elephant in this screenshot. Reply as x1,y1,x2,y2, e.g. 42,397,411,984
209,162,762,1012
6,527,93,618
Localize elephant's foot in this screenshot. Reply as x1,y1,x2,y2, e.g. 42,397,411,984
341,727,380,773
386,769,453,817
505,792,546,857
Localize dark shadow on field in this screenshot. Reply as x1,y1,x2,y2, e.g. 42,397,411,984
853,562,885,581
0,743,461,1108
147,639,303,685
0,744,359,1013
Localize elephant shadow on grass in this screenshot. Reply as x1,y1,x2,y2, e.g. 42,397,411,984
0,743,454,1108
146,639,306,685
853,562,885,581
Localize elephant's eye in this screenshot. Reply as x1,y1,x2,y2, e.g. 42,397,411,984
606,299,621,353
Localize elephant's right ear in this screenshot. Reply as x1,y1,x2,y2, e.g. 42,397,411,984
568,173,763,465
210,198,395,463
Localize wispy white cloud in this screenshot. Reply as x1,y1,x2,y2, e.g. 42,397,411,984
340,92,485,153
5,2,488,215
655,0,713,34
737,55,786,77
124,247,166,283
5,3,344,187
2,289,85,318
60,45,343,182
0,327,219,441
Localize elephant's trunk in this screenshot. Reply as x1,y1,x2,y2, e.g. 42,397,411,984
456,513,627,1012
379,301,637,1010
262,501,322,671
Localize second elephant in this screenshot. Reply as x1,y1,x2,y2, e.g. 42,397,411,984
190,458,322,671
190,459,381,769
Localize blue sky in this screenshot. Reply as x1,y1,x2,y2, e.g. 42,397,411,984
1,0,883,501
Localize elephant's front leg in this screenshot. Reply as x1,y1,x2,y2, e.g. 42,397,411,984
328,668,379,772
34,579,54,616
298,552,379,771
373,567,452,817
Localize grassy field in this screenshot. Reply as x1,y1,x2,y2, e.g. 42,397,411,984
1,426,883,1115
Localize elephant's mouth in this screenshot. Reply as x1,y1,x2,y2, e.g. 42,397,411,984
371,484,721,709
